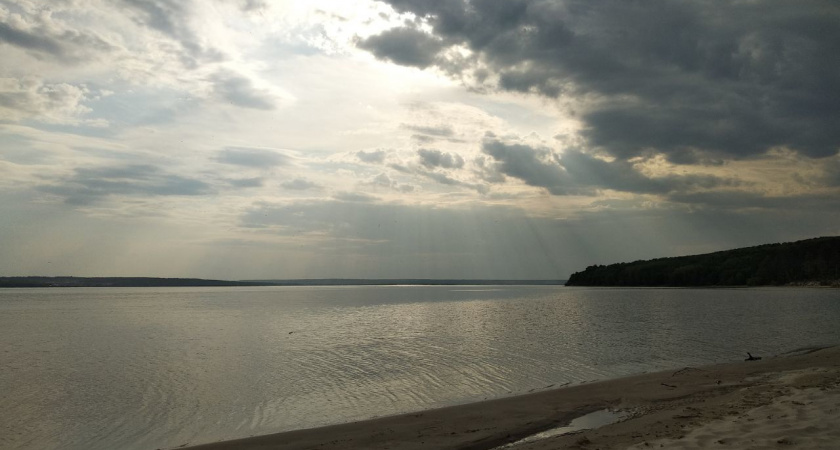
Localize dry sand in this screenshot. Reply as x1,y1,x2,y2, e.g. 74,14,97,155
183,346,840,450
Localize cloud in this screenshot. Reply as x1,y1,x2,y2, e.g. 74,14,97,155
559,149,740,194
38,164,213,205
821,156,840,187
480,138,739,195
356,149,387,164
419,169,464,186
0,6,118,62
118,0,224,65
357,26,445,68
359,1,840,162
417,148,464,169
0,20,63,56
333,191,379,202
211,71,277,110
387,160,486,193
366,173,416,193
403,124,455,138
281,178,321,190
481,139,576,195
664,148,725,167
402,123,464,143
0,77,100,125
370,172,394,187
236,0,267,12
227,177,263,188
217,147,289,167
668,191,840,212
419,168,488,194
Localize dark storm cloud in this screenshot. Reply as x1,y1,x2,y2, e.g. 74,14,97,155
560,149,740,194
357,26,445,68
481,139,739,195
217,147,289,167
360,0,840,161
211,71,276,110
664,148,725,167
417,148,464,169
39,164,212,204
802,151,840,187
480,139,576,195
356,149,387,163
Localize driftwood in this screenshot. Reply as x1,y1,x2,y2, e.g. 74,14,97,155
745,352,762,361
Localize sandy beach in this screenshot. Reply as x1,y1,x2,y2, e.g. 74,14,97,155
183,346,840,450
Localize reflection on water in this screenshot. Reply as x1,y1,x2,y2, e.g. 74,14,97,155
496,408,629,449
1,286,839,450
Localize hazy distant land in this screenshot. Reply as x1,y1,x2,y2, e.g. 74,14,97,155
245,279,566,286
0,277,271,288
0,277,565,288
566,236,840,287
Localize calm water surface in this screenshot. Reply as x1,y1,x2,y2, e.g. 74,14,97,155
1,286,838,450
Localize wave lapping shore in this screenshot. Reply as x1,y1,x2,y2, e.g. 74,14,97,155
184,347,840,450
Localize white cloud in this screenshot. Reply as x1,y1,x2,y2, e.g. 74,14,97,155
0,77,106,126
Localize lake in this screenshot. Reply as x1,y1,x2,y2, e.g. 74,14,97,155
1,286,838,450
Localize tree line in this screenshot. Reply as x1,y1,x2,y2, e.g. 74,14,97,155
566,236,840,287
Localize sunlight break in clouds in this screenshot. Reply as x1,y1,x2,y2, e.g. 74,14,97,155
1,0,838,279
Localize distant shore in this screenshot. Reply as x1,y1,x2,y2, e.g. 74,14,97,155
0,277,566,288
182,346,840,450
565,236,840,287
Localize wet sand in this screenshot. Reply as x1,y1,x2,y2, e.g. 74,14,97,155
183,346,840,450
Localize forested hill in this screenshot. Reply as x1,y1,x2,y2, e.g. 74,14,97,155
566,237,840,287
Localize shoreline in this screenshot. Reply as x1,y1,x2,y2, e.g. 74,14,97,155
181,346,840,450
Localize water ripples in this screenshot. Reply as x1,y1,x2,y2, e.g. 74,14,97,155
2,286,840,450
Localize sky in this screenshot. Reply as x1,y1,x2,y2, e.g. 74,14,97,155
1,0,839,280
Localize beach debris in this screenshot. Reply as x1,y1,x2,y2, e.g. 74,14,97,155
661,383,677,389
745,352,762,361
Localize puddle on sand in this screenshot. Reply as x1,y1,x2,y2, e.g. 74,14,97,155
495,409,628,449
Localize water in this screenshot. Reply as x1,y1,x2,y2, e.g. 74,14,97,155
496,408,628,448
1,286,838,450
